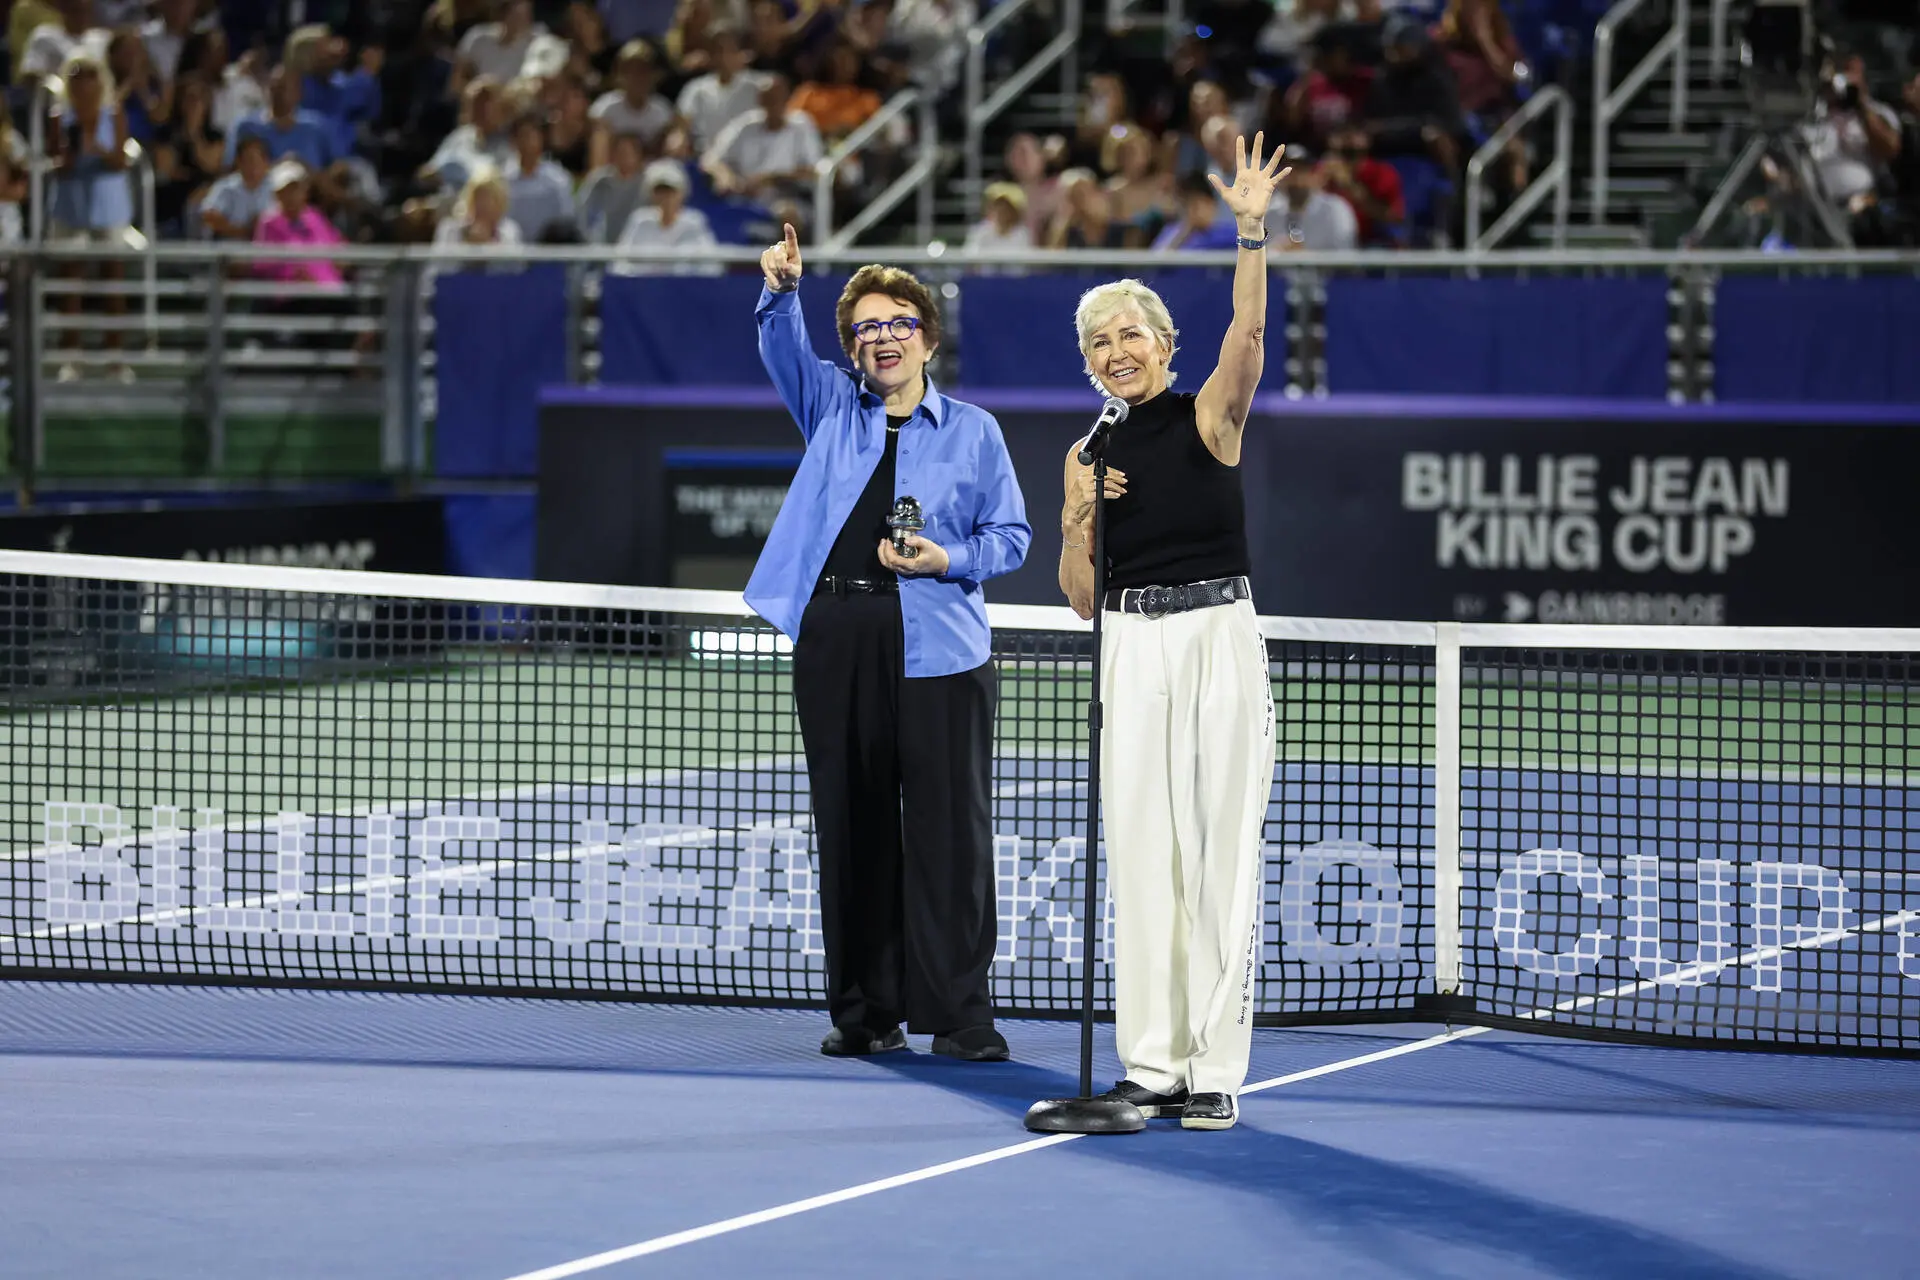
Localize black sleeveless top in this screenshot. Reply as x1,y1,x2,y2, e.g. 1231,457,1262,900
817,414,907,583
1099,390,1251,591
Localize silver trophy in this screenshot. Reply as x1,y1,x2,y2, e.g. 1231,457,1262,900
887,496,926,558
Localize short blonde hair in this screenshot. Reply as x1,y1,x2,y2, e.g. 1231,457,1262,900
283,23,330,75
457,166,510,219
982,181,1026,213
59,52,115,102
1074,279,1179,393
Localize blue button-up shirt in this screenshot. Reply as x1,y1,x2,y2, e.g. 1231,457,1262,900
746,284,1032,678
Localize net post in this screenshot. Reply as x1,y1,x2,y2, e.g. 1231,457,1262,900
1432,621,1463,997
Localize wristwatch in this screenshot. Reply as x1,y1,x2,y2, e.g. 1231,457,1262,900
1236,231,1269,251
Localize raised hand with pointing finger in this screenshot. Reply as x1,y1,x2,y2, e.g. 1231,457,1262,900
761,222,802,292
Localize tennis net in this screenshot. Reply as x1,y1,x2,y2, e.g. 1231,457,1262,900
1,550,1914,1055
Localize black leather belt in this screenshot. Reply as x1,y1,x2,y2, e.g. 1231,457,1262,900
1104,575,1251,617
815,575,899,597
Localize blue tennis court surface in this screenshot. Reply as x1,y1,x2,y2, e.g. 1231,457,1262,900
1,983,1915,1280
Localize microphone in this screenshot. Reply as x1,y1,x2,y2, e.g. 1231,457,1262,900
1077,396,1130,466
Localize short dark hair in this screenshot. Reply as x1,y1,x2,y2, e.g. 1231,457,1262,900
836,265,942,356
235,134,270,161
512,108,547,136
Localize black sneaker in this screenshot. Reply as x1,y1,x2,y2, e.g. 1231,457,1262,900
930,1024,1010,1062
820,1025,908,1056
1097,1079,1189,1119
1180,1092,1238,1130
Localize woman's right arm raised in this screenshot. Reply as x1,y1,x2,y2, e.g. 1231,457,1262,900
755,221,836,440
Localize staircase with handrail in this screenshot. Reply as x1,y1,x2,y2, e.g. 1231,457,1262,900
812,88,939,248
862,0,1752,253
1575,0,1759,247
806,0,1088,247
958,0,1083,227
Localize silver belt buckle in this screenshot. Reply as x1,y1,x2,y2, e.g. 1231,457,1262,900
1139,587,1170,619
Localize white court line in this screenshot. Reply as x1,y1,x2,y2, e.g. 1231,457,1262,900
497,899,1920,1280
1521,905,1920,1021
496,1027,1484,1280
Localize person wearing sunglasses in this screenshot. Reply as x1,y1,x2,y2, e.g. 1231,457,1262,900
748,223,1032,1063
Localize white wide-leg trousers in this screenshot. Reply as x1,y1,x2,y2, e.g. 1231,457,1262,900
1100,599,1274,1098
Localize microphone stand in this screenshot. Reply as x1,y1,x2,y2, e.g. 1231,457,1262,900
1023,425,1146,1135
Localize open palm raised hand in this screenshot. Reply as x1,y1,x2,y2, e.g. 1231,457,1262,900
1207,131,1292,228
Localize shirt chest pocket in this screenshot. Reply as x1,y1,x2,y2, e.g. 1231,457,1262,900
894,462,973,542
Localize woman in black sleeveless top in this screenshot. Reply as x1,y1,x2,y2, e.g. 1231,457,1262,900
1057,133,1290,1133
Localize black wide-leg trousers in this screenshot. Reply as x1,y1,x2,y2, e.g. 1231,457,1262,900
792,592,997,1035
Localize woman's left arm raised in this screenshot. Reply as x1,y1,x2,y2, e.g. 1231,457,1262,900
1194,132,1290,464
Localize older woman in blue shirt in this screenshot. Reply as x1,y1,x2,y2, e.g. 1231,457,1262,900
753,224,1031,1062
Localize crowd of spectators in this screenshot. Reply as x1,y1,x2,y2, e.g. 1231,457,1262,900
4,0,1912,279
0,0,973,268
0,0,985,374
969,0,1554,253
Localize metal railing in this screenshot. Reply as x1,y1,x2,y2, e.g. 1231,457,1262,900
964,0,1084,220
1105,0,1180,53
8,242,1917,494
1689,126,1853,247
1710,0,1735,82
1688,131,1771,243
1466,86,1574,250
1591,0,1691,222
812,88,937,250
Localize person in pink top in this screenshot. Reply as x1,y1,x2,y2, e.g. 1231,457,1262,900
252,161,345,289
251,159,376,366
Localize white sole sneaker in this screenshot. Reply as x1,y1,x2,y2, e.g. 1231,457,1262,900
1180,1099,1238,1130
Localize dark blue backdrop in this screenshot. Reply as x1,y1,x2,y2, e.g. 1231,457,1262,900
1322,275,1671,398
1713,274,1920,403
428,270,1919,491
433,267,570,478
953,271,1249,389
599,273,853,385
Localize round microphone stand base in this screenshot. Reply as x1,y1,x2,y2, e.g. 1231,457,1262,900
1022,1096,1146,1134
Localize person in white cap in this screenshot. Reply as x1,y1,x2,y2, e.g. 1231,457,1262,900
612,159,718,273
254,160,347,289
